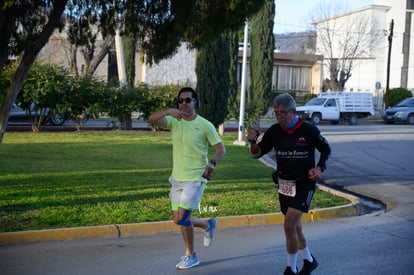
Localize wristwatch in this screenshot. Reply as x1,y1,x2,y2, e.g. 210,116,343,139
210,160,217,166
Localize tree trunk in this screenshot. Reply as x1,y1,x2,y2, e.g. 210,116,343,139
70,45,79,76
85,36,114,77
0,1,67,145
122,114,132,130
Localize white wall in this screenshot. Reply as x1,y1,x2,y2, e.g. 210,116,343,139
373,0,414,90
344,58,377,91
378,0,405,88
409,13,414,88
143,43,197,87
317,0,413,93
315,6,382,91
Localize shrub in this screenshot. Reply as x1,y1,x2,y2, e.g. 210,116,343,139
98,83,182,130
60,76,108,129
2,63,187,131
99,85,146,129
384,87,412,107
137,84,182,120
3,62,70,131
0,62,18,104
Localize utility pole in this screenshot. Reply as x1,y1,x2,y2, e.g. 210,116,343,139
234,20,249,146
115,30,127,88
113,0,127,88
385,19,394,108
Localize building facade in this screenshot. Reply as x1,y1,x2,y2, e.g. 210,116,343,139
137,44,323,104
313,0,413,93
269,52,323,102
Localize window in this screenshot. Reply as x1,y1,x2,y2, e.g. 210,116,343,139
300,67,311,91
275,66,312,92
278,66,290,90
291,67,300,90
408,0,414,10
325,99,337,107
240,63,313,93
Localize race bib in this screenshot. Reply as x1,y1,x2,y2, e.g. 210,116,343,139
278,178,296,197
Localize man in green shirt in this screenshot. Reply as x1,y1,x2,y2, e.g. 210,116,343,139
149,87,226,270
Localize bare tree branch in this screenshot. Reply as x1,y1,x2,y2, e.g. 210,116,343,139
311,3,382,91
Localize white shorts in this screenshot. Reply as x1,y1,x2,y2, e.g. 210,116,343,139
168,176,206,211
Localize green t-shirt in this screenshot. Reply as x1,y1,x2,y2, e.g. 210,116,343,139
166,115,222,182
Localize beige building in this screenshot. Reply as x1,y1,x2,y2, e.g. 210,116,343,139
269,52,323,102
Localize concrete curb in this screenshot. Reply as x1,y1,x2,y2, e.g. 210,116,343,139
0,184,363,245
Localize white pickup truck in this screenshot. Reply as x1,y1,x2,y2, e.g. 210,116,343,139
296,92,375,125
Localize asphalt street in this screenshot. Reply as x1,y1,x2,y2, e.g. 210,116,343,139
1,120,413,275
0,207,412,275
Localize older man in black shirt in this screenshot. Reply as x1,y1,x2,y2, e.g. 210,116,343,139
246,93,331,275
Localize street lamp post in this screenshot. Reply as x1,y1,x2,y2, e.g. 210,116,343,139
115,29,127,88
234,20,249,146
113,0,127,88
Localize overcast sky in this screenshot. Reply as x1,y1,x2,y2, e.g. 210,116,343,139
273,0,374,33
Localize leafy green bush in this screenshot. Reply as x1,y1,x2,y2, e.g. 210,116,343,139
2,62,186,131
60,76,108,129
0,62,17,104
3,62,70,130
385,87,412,107
98,83,182,130
20,63,69,106
137,84,182,121
99,85,146,129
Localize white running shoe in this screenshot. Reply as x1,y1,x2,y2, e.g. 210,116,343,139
176,253,199,269
203,217,218,247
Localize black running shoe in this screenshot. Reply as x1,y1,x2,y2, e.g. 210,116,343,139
284,266,298,275
299,255,318,275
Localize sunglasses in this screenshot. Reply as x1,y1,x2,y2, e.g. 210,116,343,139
178,97,195,104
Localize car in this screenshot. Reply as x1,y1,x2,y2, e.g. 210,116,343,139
383,97,414,124
8,103,66,126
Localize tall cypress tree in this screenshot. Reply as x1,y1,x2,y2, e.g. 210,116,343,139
123,33,136,89
196,33,230,128
248,0,275,125
227,31,240,120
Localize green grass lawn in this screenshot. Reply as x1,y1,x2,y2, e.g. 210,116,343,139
0,131,348,232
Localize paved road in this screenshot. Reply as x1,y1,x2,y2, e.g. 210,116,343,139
1,122,413,275
1,212,412,275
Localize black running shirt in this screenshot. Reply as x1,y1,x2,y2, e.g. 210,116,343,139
256,121,331,179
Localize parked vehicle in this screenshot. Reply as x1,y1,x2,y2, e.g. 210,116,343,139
383,97,414,125
296,92,375,125
8,103,66,126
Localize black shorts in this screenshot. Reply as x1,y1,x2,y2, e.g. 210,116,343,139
279,181,315,215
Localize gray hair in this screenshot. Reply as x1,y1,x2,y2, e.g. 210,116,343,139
273,93,296,110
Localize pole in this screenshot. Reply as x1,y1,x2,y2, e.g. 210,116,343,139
113,0,127,88
115,29,127,88
385,19,394,108
234,20,249,146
